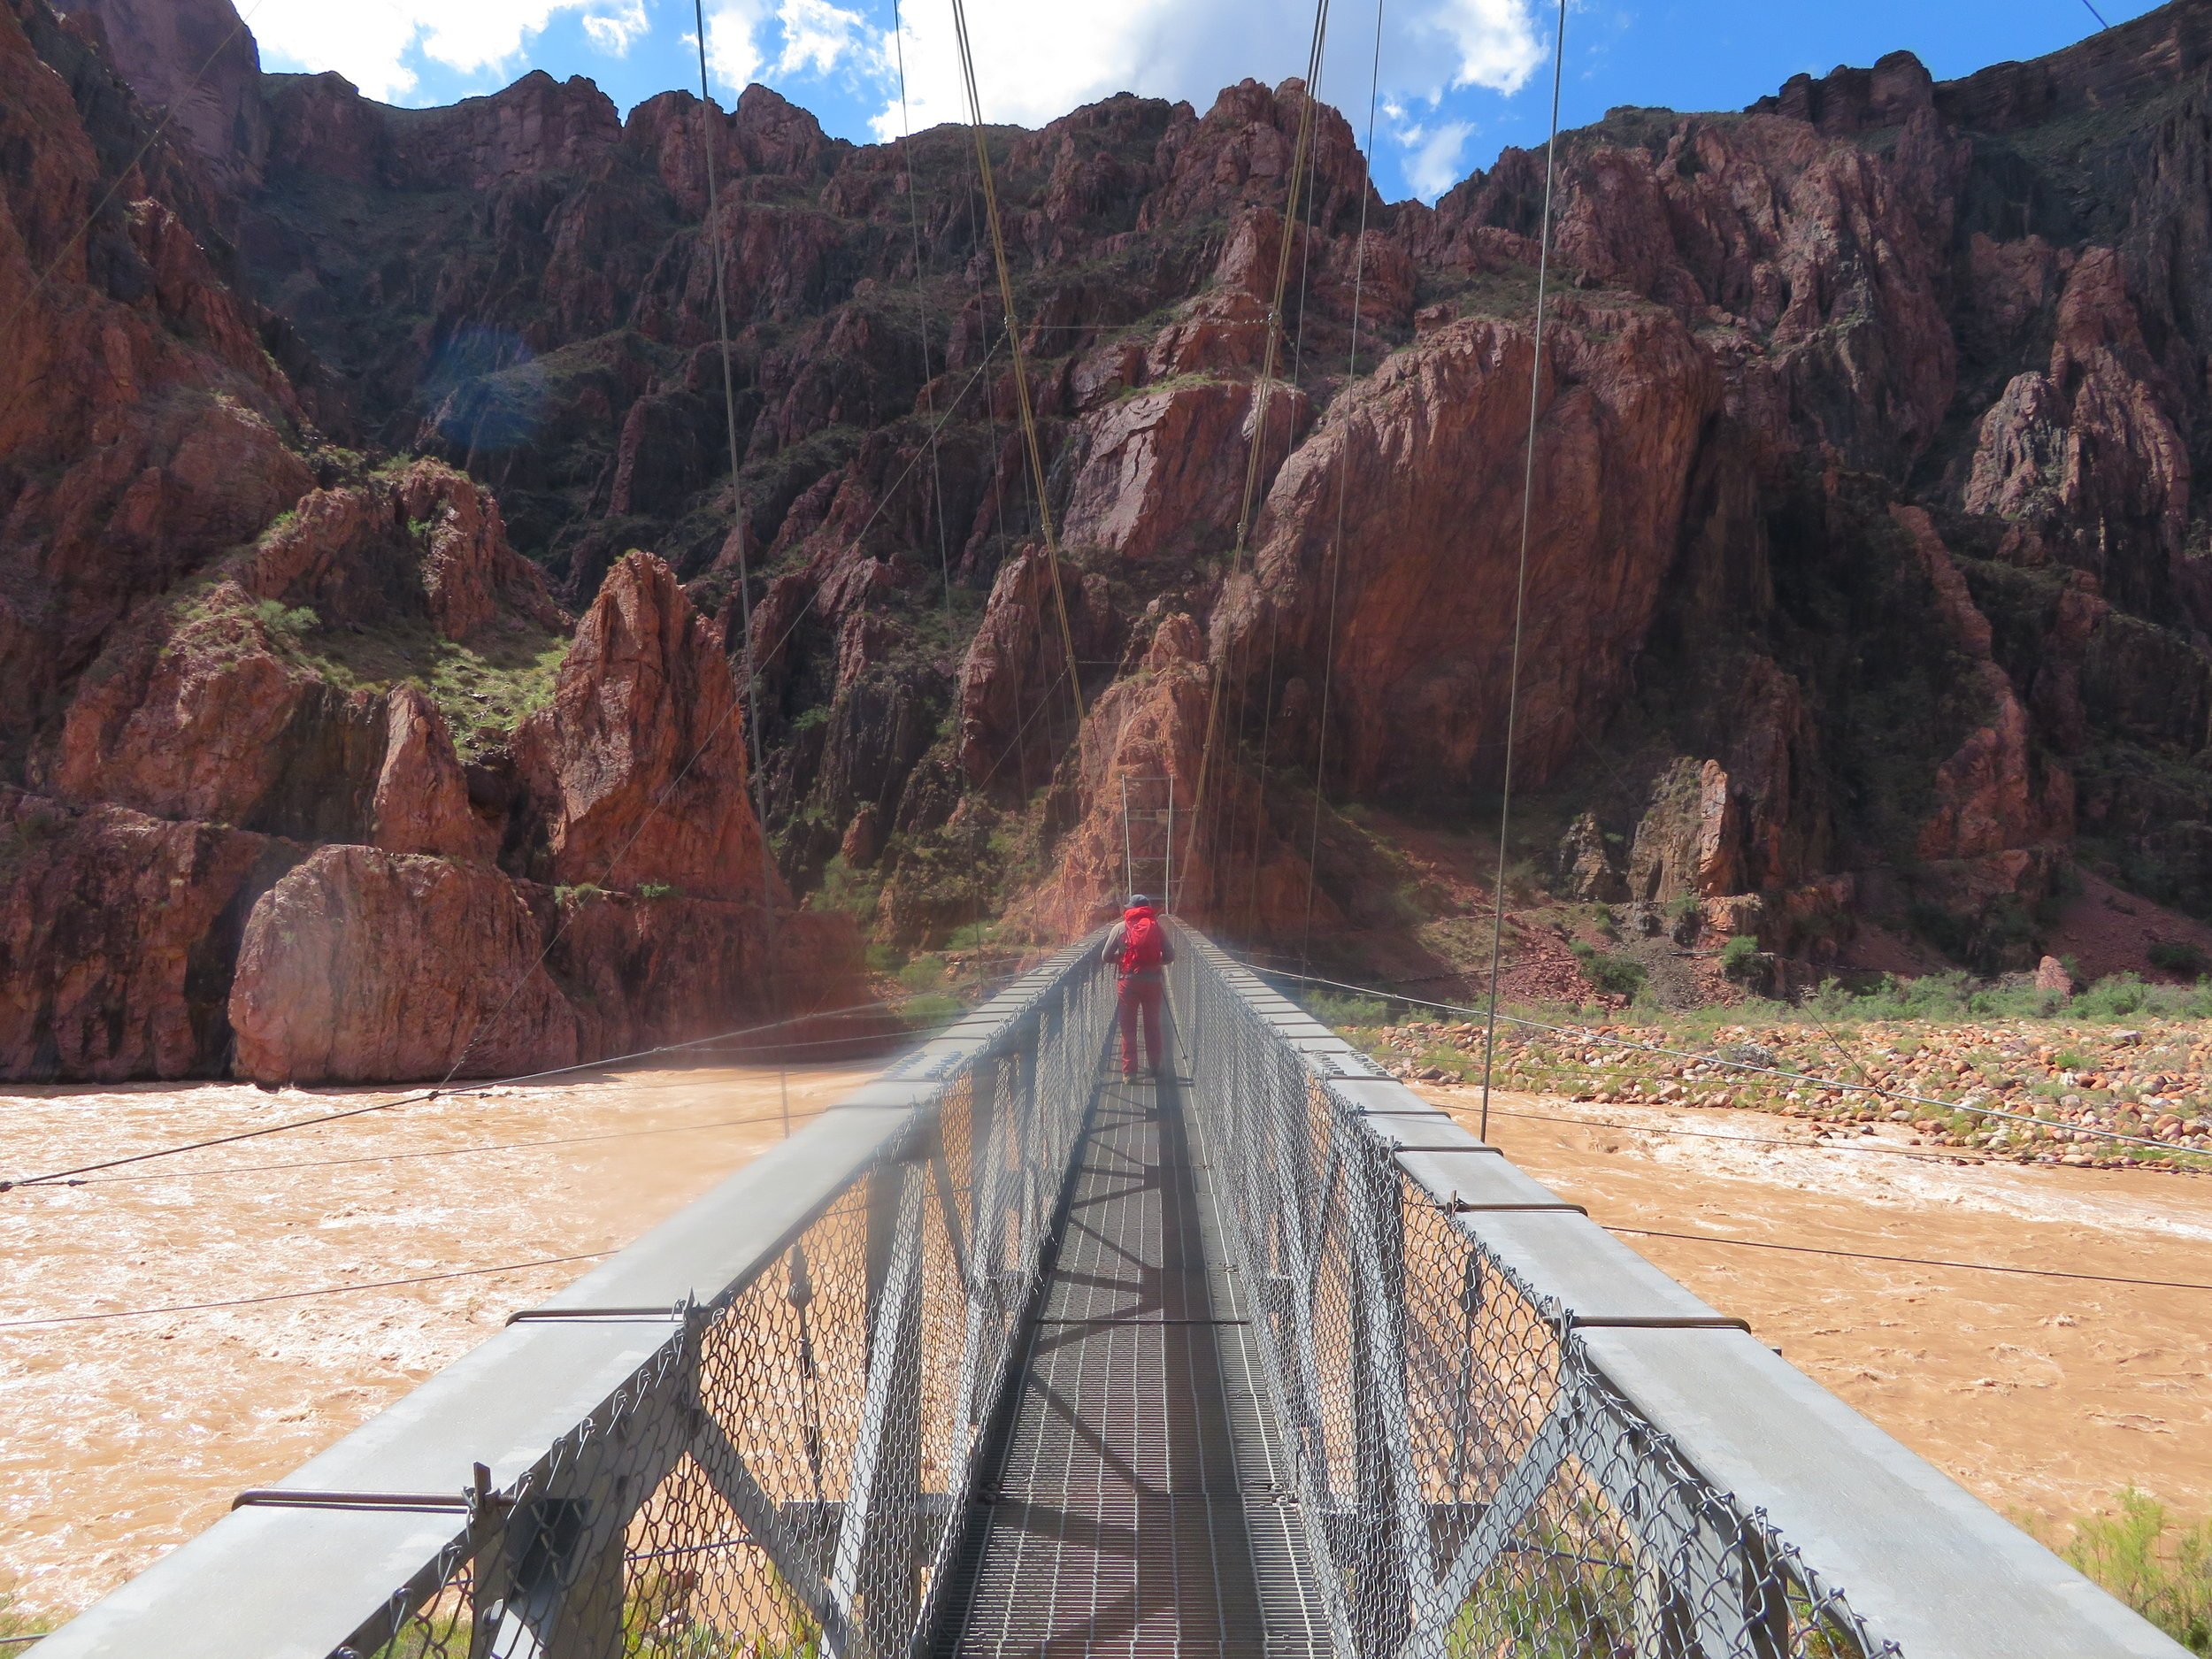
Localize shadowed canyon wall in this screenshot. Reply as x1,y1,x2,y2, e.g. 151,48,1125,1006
12,0,2212,1074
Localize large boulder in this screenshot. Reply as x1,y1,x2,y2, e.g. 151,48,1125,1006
228,845,579,1083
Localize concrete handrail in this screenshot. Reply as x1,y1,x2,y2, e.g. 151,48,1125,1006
1183,930,2185,1659
35,939,1107,1659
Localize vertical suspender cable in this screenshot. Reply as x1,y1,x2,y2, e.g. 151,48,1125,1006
694,1,787,1129
893,0,957,629
693,0,773,869
1244,23,1331,936
1300,0,1386,972
1479,0,1570,1144
947,0,1087,729
1188,0,1332,915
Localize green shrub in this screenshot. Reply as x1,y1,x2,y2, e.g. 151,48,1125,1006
944,920,993,952
2148,941,2208,978
252,598,319,635
2060,1491,2212,1654
1718,934,1761,979
2074,972,2150,1019
1418,1044,1477,1081
636,880,679,901
1571,941,1646,999
896,956,950,995
1304,991,1391,1029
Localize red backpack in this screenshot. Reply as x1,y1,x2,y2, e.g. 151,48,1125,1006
1119,910,1165,974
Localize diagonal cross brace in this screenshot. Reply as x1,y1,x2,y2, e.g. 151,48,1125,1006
691,1413,855,1655
1397,1400,1576,1659
827,1167,926,1656
1343,1138,1440,1620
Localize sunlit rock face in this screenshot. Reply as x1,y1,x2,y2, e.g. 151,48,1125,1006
15,0,2212,1077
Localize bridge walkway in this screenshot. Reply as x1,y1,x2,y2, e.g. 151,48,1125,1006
933,1022,1331,1659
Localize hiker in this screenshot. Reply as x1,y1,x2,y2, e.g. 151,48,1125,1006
1102,894,1174,1078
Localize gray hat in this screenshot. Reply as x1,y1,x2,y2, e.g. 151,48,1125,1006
1126,894,1153,910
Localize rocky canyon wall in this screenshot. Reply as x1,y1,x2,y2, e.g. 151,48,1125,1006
12,0,2212,1079
0,0,860,1079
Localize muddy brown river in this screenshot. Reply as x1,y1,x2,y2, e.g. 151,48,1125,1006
2,1069,2208,1623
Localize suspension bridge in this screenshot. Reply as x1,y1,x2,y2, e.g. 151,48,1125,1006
31,924,2185,1659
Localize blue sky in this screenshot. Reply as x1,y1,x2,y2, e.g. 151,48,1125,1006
244,0,2166,203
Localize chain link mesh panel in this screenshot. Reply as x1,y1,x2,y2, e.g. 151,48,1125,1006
334,960,1115,1659
1169,941,1899,1659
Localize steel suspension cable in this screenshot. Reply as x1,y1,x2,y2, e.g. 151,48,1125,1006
1301,0,1386,970
1601,1226,2212,1294
0,993,927,1191
424,325,1006,1087
693,0,772,851
1243,42,1332,935
1479,0,1570,1143
946,0,1087,729
692,0,797,1132
0,1253,618,1332
892,0,957,629
431,6,799,1087
1190,0,1332,913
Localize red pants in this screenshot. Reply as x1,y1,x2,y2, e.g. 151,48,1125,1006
1117,975,1164,1075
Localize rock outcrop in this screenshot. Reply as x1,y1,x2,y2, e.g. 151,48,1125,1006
229,846,580,1084
373,685,496,862
19,0,2212,1062
1219,301,1716,796
1627,759,1746,903
0,787,296,1079
514,549,769,900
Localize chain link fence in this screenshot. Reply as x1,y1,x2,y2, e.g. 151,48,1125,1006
1171,935,1895,1659
41,924,2188,1659
341,956,1110,1659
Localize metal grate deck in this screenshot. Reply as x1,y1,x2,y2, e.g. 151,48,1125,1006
933,1033,1331,1659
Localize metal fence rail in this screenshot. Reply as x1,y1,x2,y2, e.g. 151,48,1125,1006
35,923,2190,1659
37,939,1116,1659
1171,931,2186,1659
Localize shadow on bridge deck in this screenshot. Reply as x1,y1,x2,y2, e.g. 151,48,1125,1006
932,1014,1332,1659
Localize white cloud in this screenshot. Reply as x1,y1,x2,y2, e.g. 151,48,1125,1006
1403,117,1474,197
864,0,1540,200
772,0,879,76
699,0,883,95
252,0,649,103
582,0,651,57
249,0,1542,198
703,0,771,90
